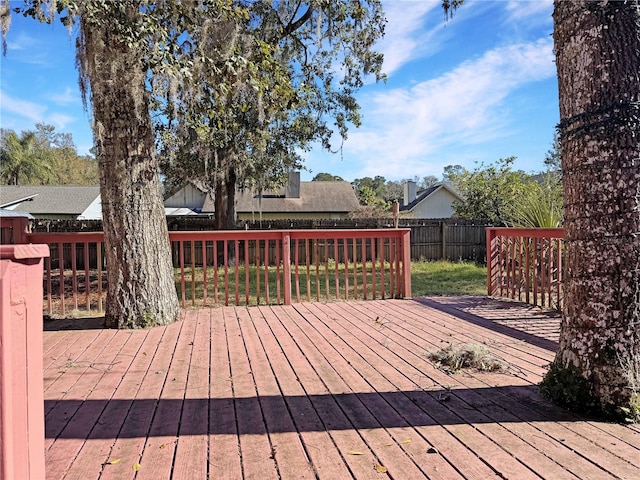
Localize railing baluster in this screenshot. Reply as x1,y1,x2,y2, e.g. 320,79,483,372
224,240,230,306
343,238,349,300
97,243,103,312
235,240,240,306
191,240,196,306
275,239,281,304
362,238,368,300
203,240,208,307
295,238,300,302
264,239,270,304
352,239,358,300
58,242,65,317
180,240,186,308
306,239,311,302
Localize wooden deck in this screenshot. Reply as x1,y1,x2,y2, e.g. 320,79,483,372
42,297,640,480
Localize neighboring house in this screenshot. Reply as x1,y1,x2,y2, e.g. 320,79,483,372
0,185,102,220
173,172,360,220
399,181,462,218
235,172,360,220
0,185,199,220
164,182,207,214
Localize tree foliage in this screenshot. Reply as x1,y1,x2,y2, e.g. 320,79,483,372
312,172,344,181
157,0,386,229
445,157,540,225
0,124,98,185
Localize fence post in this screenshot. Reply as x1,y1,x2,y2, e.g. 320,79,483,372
401,230,412,298
282,231,292,305
0,244,49,480
440,221,447,260
486,228,496,296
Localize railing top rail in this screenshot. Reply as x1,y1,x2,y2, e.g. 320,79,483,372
27,232,105,243
26,228,410,244
486,227,564,239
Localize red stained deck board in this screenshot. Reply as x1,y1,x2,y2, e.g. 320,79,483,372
40,298,640,480
172,309,212,480
136,313,200,480
297,302,536,480
45,330,144,475
59,328,160,480
281,304,434,479
224,306,280,480
99,320,186,480
235,307,317,479
208,307,242,479
321,302,604,479
251,305,354,480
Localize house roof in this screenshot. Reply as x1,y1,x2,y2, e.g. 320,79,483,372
202,181,360,214
0,209,34,219
0,185,101,216
399,183,463,212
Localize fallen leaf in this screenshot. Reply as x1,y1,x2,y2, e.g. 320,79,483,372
105,458,120,465
347,450,365,455
427,447,439,454
159,442,169,449
132,462,141,472
375,464,388,473
401,438,412,444
384,442,393,447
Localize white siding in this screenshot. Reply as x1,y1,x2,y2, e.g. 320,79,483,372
78,195,103,220
411,188,457,218
164,184,206,210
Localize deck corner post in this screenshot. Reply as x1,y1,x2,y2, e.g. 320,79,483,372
282,231,292,305
0,244,49,480
402,229,412,299
486,228,496,296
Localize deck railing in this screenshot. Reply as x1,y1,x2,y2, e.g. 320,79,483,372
25,228,411,316
486,228,564,310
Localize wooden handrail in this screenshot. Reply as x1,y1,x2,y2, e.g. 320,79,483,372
486,227,564,309
26,228,412,315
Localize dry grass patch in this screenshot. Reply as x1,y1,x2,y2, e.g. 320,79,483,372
427,343,506,374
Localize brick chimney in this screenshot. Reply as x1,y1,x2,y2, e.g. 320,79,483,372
285,171,301,198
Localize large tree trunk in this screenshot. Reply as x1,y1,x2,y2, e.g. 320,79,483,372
213,161,237,230
80,13,180,328
545,0,640,416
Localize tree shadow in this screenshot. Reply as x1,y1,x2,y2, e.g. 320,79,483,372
415,297,559,352
43,316,107,331
45,384,593,440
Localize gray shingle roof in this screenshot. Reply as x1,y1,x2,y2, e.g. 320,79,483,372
202,181,360,214
0,186,100,215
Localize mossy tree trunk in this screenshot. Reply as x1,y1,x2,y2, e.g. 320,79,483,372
546,0,640,416
80,12,180,328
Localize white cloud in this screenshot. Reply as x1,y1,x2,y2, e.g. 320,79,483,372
0,90,47,123
50,86,80,105
341,37,555,178
506,0,553,22
0,90,76,130
379,0,442,75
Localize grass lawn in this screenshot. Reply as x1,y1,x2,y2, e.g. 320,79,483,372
411,260,487,296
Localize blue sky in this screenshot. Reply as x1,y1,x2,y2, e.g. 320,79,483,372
0,0,558,183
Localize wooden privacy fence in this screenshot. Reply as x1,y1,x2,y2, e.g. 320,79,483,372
33,218,489,262
25,228,411,317
486,228,565,310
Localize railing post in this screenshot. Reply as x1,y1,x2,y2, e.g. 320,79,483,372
486,228,496,296
0,244,49,480
282,231,292,305
401,230,412,299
